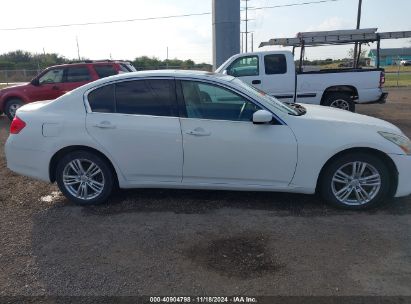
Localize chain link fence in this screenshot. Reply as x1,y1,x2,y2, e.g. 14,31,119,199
0,69,40,84
0,65,212,85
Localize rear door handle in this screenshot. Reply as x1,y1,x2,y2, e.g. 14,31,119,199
186,128,211,137
94,121,116,129
52,85,60,90
252,80,261,85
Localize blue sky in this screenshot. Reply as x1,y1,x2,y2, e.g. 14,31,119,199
0,0,410,63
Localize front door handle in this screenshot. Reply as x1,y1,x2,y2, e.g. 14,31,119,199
186,127,211,137
252,80,261,85
94,121,116,129
52,85,60,90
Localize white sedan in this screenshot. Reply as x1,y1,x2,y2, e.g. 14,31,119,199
5,71,411,209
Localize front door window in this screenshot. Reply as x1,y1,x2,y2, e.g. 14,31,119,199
181,80,261,122
39,69,64,84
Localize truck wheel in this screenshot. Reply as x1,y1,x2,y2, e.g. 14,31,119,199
5,98,24,120
323,93,355,112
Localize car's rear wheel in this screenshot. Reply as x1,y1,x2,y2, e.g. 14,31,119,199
56,151,114,205
320,153,391,210
5,98,24,120
323,93,355,112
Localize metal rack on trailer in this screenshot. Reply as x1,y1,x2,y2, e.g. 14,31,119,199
259,28,411,72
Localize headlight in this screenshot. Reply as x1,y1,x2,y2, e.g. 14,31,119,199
379,131,411,155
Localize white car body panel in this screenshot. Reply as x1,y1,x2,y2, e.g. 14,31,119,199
4,70,411,200
86,112,183,183
180,118,297,186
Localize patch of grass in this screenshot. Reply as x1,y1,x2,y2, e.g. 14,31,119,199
385,73,411,87
384,65,411,73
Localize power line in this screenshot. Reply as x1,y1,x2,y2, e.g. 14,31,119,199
0,12,212,31
247,0,341,11
0,0,342,31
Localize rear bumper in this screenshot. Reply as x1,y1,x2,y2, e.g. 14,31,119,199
361,92,388,105
5,136,51,182
390,154,411,198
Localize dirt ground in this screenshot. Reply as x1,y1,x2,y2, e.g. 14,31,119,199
0,88,410,297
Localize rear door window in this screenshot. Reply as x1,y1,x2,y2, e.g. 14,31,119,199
94,65,118,78
65,66,92,82
264,54,287,75
115,79,176,117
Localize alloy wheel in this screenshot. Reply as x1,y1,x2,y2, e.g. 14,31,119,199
330,99,351,110
8,104,21,118
62,159,105,201
331,161,381,206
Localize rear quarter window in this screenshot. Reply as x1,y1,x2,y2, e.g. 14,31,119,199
94,65,118,78
88,84,115,113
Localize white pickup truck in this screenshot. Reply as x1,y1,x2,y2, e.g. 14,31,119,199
216,50,388,112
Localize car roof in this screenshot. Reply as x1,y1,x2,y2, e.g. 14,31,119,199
80,70,235,90
43,61,130,69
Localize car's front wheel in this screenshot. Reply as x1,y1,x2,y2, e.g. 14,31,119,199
320,153,391,210
56,151,114,205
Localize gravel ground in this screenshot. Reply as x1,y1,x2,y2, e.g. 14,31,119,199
0,88,411,296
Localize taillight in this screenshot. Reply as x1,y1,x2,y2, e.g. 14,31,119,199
380,71,385,88
10,116,26,134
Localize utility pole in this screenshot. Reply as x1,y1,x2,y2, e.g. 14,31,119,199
242,0,251,52
166,47,169,69
353,0,363,67
76,36,81,60
241,33,244,53
212,0,240,70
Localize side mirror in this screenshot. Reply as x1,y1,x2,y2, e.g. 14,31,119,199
253,110,273,124
31,79,40,86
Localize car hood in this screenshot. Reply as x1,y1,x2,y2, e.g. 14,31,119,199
0,83,30,92
300,104,402,134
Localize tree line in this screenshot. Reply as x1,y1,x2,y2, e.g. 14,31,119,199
0,50,212,71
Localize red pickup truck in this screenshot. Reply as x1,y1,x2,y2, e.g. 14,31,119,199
0,60,136,119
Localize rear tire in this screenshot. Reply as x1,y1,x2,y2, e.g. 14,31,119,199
5,98,24,120
322,92,355,112
320,153,391,210
56,151,114,205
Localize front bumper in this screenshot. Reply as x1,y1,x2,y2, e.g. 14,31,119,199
390,154,411,198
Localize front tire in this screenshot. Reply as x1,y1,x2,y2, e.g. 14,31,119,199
320,153,391,210
56,151,114,205
322,93,355,112
5,98,24,120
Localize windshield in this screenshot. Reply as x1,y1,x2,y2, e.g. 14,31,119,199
231,78,299,116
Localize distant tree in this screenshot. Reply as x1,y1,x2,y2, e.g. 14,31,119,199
133,56,162,69
0,50,212,72
0,50,68,70
348,48,368,59
132,56,211,71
